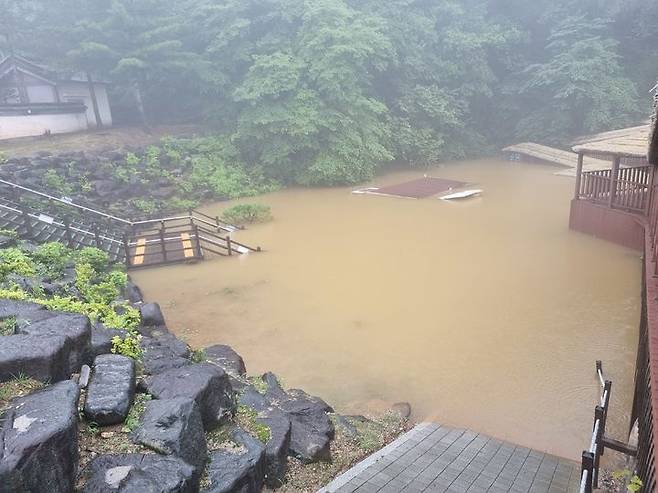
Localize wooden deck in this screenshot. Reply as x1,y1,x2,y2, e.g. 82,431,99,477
319,423,580,493
128,231,201,268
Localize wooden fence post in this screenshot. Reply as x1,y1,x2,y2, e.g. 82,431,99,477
227,236,233,256
22,209,33,239
575,153,584,200
160,221,167,262
593,406,605,488
93,224,102,248
193,224,203,259
609,156,621,208
123,234,131,269
64,217,73,248
581,451,594,493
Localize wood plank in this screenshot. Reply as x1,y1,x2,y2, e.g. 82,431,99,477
181,232,195,258
132,237,146,266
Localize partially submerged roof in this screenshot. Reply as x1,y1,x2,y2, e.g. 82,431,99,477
572,124,651,159
355,177,468,199
650,88,658,165
502,142,608,168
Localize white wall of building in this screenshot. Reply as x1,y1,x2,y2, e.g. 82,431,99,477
26,83,58,103
0,112,88,140
58,82,113,127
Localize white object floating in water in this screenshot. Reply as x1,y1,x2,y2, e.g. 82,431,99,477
352,187,380,195
235,245,250,255
440,189,483,201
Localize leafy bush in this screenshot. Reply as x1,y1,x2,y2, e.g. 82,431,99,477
32,242,72,279
0,248,36,280
221,204,272,225
76,248,110,273
43,169,73,195
111,333,143,360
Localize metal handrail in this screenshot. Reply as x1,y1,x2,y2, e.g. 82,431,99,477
0,178,132,225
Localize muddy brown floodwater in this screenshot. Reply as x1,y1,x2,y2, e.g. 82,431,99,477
132,159,641,460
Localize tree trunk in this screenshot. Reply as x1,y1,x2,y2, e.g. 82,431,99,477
132,82,151,133
86,71,103,128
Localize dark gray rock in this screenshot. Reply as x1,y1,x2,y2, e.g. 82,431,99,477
0,234,16,248
82,453,196,493
132,398,207,477
0,381,80,492
205,344,248,390
18,312,92,375
84,354,136,426
93,179,116,198
0,334,69,383
262,372,287,400
141,330,191,376
123,281,143,303
205,344,246,376
238,386,269,413
277,389,334,463
0,299,46,321
140,302,166,327
257,410,291,488
205,427,266,493
145,363,235,430
87,323,123,361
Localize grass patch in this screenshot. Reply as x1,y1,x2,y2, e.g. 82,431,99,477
121,393,152,433
235,405,271,443
0,375,43,411
0,316,16,336
248,376,268,394
191,348,207,363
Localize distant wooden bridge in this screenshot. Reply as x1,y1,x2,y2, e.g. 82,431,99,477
0,179,261,269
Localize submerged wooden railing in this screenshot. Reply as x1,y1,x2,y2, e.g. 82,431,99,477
579,362,613,493
578,165,652,213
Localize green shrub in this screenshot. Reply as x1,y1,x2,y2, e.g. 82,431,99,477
75,248,110,273
221,204,272,225
0,248,36,280
32,242,72,279
112,333,143,360
43,169,73,195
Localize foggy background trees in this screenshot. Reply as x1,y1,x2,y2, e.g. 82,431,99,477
1,0,656,185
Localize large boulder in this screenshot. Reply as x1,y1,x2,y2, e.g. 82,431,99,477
205,345,247,390
0,299,45,321
205,427,266,493
84,354,136,426
141,329,191,376
0,381,80,492
257,410,291,488
86,324,125,362
278,388,335,463
132,398,207,477
140,302,166,327
82,453,196,493
18,312,92,375
0,334,70,383
204,344,246,377
123,281,143,303
145,363,235,430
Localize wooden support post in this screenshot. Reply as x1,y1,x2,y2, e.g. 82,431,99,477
575,153,584,200
123,235,131,269
227,236,233,256
593,406,605,488
93,224,102,248
581,451,594,493
22,209,32,239
609,155,621,208
193,225,203,259
160,221,167,262
64,218,73,248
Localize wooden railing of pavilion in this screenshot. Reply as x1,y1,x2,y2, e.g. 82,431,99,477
577,165,653,214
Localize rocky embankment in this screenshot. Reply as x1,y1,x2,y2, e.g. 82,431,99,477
0,240,409,492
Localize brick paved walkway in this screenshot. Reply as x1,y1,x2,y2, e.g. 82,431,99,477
318,423,581,493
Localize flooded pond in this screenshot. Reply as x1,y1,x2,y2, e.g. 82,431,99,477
132,158,641,460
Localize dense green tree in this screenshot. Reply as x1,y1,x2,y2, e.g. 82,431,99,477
0,0,654,184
